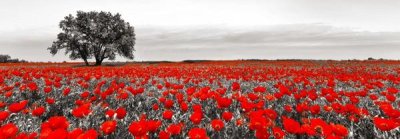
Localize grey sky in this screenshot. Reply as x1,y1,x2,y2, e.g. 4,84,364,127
0,0,399,61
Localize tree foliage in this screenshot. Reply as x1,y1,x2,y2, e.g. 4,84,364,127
0,54,26,63
0,54,11,63
49,11,136,66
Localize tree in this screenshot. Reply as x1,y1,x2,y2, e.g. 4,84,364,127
49,11,136,66
0,55,11,63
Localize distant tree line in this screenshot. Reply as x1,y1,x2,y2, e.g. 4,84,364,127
0,54,27,63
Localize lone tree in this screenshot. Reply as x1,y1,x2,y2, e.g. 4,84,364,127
49,11,136,66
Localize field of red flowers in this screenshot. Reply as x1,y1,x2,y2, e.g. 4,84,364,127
1,60,400,139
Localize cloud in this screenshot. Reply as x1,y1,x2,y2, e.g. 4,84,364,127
0,24,400,61
139,24,400,47
135,24,400,60
137,24,400,60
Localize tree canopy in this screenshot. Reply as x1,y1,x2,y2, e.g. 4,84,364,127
0,54,26,63
0,55,11,63
49,11,136,66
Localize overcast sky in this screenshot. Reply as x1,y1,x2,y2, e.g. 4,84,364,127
0,0,400,61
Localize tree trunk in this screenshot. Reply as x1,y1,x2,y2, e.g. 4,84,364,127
77,47,90,66
95,48,108,66
95,59,102,66
83,58,89,66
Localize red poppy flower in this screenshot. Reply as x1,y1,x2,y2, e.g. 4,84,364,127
14,132,30,139
27,132,38,138
386,94,396,102
248,93,259,101
46,129,68,139
80,91,90,99
105,109,115,119
164,99,174,109
253,86,266,93
387,87,398,94
0,101,6,108
54,81,61,88
255,129,269,139
264,109,277,120
47,116,69,130
249,116,270,131
282,117,301,134
348,115,359,123
128,121,148,137
222,111,233,121
68,128,84,139
75,99,84,106
331,124,348,137
310,105,320,115
0,123,19,138
100,120,117,135
192,104,203,112
32,106,46,117
44,86,52,93
152,104,159,111
78,129,98,139
63,88,71,96
159,130,170,139
232,82,240,91
40,125,53,139
190,111,203,125
167,123,183,135
116,107,127,119
349,97,359,104
216,97,232,109
27,82,38,92
211,119,224,131
46,97,55,105
146,120,161,132
162,110,174,120
180,102,188,112
157,84,163,89
0,111,10,121
188,128,208,139
369,94,378,100
272,127,285,139
159,97,166,103
284,105,292,112
295,103,308,114
308,118,332,137
240,101,255,112
8,100,28,113
72,103,91,118
236,118,243,126
117,92,129,100
4,91,12,98
373,117,398,131
324,106,333,112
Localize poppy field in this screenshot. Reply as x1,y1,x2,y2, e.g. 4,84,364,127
1,60,400,139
